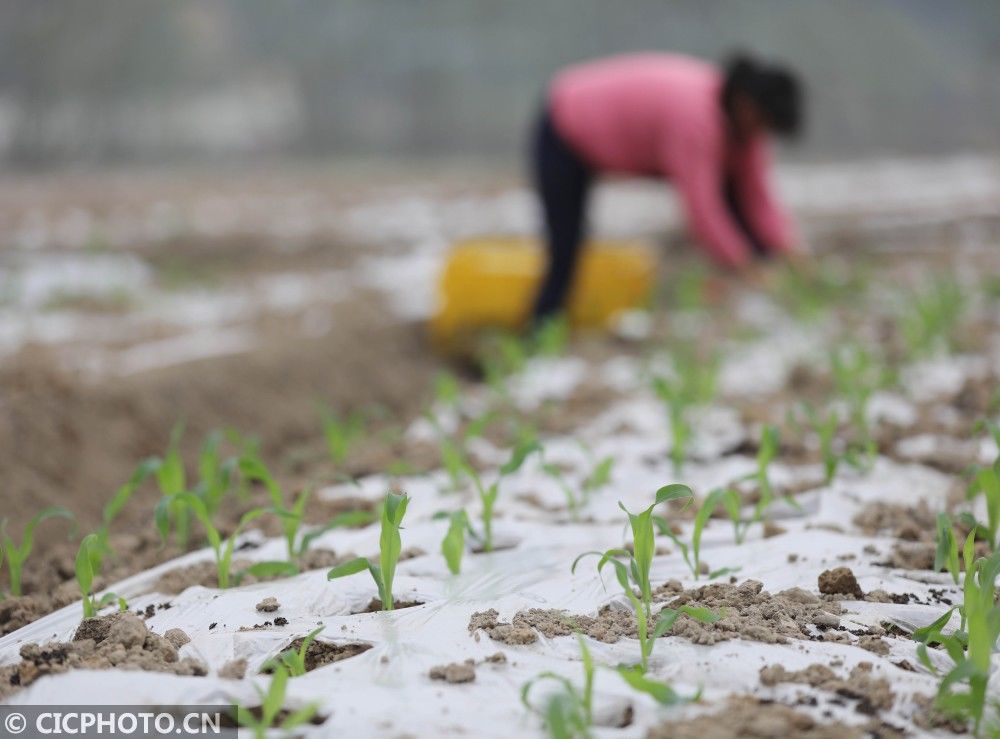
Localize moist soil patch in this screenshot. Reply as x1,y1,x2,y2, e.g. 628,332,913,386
429,659,476,683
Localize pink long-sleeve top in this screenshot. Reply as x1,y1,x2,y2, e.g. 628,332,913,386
549,53,795,268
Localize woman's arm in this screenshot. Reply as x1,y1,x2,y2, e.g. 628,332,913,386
671,142,754,270
732,138,797,254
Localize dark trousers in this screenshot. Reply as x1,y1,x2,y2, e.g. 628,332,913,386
531,108,593,321
531,108,769,320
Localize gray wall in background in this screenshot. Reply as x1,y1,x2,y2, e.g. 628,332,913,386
0,0,998,165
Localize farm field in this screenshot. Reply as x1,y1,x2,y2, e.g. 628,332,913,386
1,160,1000,737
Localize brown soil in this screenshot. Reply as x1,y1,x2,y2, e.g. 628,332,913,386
265,637,372,673
1,583,80,637
116,548,351,597
657,579,844,645
218,658,248,679
299,548,355,571
858,635,891,656
0,612,207,700
163,628,191,648
360,598,423,613
467,605,636,646
0,285,443,603
429,659,476,683
853,501,936,541
256,597,280,612
818,567,864,599
256,498,378,539
759,662,895,714
645,695,869,739
153,559,250,594
470,580,871,649
911,693,970,733
886,542,936,571
1,530,185,636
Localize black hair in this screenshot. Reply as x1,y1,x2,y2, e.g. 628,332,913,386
722,53,803,138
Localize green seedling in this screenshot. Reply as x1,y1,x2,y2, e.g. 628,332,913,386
239,440,373,561
465,439,541,552
1,507,73,597
438,432,468,491
579,442,615,495
521,634,595,737
523,630,698,737
776,258,865,321
319,407,365,466
540,692,592,739
965,421,1000,552
328,492,410,610
652,377,691,473
934,513,963,585
238,451,314,563
433,370,462,409
754,424,779,503
154,421,191,548
540,458,583,519
900,278,966,358
532,315,570,357
95,457,160,562
234,665,319,739
738,424,793,532
912,547,1000,733
156,493,283,588
440,510,468,575
829,344,888,465
651,348,717,473
670,264,711,312
801,405,843,484
194,430,239,517
426,408,497,492
660,489,744,579
673,344,718,407
710,487,751,545
297,509,376,558
616,664,690,706
573,485,719,671
480,330,529,399
261,627,323,677
75,533,122,618
149,427,244,549
540,445,615,517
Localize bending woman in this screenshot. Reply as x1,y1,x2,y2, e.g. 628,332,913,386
531,51,804,320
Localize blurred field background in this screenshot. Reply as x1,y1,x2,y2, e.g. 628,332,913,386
1,1,998,556
1,1,999,164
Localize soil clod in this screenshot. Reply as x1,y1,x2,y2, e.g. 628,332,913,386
818,567,864,599
163,628,191,649
219,658,248,680
256,597,280,613
429,660,476,683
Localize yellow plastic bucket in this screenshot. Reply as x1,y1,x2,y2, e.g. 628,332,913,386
429,236,655,350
